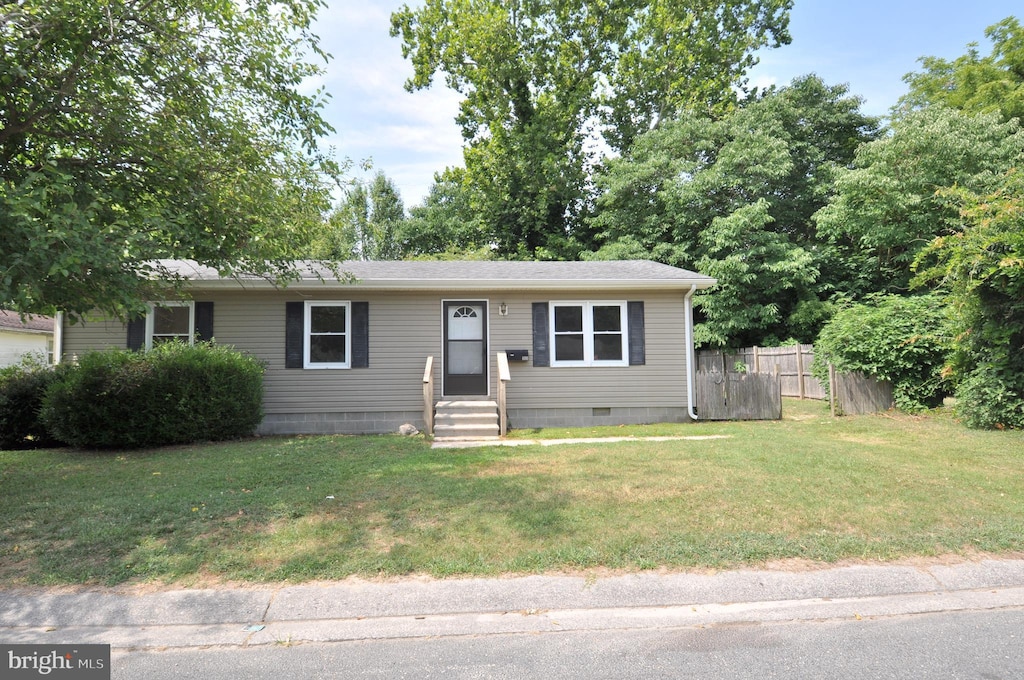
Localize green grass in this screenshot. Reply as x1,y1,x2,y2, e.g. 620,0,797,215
1,399,1022,587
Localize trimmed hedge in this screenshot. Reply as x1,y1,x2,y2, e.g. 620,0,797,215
0,358,66,450
41,342,265,449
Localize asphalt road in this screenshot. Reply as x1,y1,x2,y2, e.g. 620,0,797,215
112,607,1024,679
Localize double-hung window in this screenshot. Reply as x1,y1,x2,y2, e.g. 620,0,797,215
146,302,194,349
550,302,628,367
304,301,351,369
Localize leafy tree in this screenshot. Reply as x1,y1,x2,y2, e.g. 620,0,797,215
391,0,791,257
367,172,406,260
399,167,489,257
696,200,818,347
913,170,1024,429
815,107,1023,294
314,172,407,261
1,0,341,320
899,16,1024,123
588,76,879,346
312,186,366,261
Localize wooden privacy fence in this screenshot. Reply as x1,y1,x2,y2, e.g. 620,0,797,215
829,366,895,416
696,370,782,421
697,344,826,400
695,345,895,418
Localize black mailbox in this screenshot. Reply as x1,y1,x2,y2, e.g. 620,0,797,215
505,349,529,362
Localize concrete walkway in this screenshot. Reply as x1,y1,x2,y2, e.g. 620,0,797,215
432,434,732,449
2,558,1023,650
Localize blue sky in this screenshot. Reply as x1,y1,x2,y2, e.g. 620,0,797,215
311,1,1021,207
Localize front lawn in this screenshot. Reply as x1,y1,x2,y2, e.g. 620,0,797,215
1,399,1022,587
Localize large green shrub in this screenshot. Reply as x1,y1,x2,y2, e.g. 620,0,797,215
0,357,67,450
41,343,265,449
954,363,1024,430
912,172,1024,429
813,294,952,412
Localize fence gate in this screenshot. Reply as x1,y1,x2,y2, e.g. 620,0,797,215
829,368,895,416
696,345,825,399
696,370,782,420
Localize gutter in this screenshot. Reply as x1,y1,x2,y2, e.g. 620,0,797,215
181,277,715,293
684,285,699,420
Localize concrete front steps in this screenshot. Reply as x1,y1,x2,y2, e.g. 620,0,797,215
433,400,500,442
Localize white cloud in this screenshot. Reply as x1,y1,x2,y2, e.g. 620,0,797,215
309,1,466,204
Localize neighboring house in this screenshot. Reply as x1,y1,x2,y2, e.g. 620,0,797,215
0,310,54,367
57,260,716,435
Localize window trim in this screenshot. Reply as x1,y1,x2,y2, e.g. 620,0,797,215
145,301,195,350
304,300,351,370
549,301,629,367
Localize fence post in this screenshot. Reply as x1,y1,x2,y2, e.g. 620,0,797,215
795,344,805,399
753,345,761,374
828,362,837,417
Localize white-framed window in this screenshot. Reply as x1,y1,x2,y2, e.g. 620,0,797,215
146,301,195,350
550,301,628,367
304,301,351,369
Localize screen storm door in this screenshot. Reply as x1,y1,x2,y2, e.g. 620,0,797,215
443,301,488,395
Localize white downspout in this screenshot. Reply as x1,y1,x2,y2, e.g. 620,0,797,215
684,285,699,420
52,312,63,366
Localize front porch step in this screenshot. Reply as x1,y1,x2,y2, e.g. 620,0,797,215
433,400,500,440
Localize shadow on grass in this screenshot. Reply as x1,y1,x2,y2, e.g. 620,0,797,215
1,435,584,584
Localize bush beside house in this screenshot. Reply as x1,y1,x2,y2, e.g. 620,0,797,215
0,343,264,451
0,357,67,450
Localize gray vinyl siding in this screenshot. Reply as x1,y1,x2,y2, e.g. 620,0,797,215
60,287,691,427
155,290,441,415
488,289,687,410
60,314,129,359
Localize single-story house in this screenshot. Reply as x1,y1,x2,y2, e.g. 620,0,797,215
0,310,54,367
56,260,716,436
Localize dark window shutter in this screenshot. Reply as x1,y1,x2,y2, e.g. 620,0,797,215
532,302,549,367
351,301,369,368
126,316,146,351
194,301,214,342
628,301,645,366
285,301,304,369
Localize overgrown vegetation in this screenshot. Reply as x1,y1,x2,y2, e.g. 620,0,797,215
812,294,952,411
1,400,1021,587
914,171,1024,429
39,343,265,449
587,75,879,347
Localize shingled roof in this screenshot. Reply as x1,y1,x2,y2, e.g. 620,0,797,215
159,259,716,292
0,310,53,334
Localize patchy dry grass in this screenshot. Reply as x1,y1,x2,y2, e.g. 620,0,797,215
1,399,1022,587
